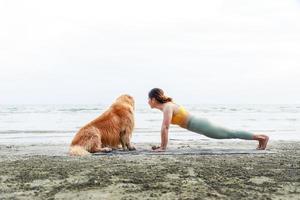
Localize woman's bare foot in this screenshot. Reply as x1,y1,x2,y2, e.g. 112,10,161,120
253,135,269,150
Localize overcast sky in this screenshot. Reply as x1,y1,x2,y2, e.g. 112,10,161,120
0,0,300,105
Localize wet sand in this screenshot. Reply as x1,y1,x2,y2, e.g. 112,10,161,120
0,140,299,200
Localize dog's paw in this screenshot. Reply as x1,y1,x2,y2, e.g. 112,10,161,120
128,146,136,151
102,147,112,153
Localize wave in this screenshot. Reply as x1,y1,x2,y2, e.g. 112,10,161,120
286,118,297,121
58,108,101,112
249,129,296,132
0,130,75,134
2,135,71,139
0,129,190,134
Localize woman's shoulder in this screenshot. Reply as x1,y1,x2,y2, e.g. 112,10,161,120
172,102,183,109
167,102,183,113
162,102,176,111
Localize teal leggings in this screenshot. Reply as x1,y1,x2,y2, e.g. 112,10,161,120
186,115,254,140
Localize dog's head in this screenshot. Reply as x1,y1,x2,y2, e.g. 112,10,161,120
116,94,135,109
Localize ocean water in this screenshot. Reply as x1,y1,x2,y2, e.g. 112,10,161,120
0,104,299,145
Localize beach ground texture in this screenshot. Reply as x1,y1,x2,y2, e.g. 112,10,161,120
0,140,299,200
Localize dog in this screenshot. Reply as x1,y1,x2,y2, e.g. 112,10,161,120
69,94,135,156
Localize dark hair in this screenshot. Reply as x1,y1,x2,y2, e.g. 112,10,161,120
148,88,173,104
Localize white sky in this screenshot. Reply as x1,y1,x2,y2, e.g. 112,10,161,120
0,0,300,105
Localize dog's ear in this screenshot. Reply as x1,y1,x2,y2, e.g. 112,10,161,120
123,104,134,114
129,106,134,114
126,95,135,108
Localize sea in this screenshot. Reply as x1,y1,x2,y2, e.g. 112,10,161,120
0,104,299,145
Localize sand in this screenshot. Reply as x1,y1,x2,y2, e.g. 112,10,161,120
0,140,299,200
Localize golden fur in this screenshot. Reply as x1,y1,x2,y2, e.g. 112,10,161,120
69,94,135,156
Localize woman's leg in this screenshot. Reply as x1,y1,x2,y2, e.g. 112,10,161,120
186,116,269,149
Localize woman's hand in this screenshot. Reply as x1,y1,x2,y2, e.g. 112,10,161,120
151,145,166,152
151,145,160,150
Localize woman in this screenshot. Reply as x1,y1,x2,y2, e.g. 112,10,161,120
148,88,269,152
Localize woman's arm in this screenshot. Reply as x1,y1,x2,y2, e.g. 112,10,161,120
154,105,173,151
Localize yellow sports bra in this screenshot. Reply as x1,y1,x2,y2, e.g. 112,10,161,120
171,106,189,126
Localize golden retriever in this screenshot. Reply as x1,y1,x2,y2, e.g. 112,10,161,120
69,94,135,156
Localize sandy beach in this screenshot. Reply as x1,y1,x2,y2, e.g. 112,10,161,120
0,140,299,200
1,0,300,199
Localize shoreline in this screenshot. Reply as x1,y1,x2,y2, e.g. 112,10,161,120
0,140,299,199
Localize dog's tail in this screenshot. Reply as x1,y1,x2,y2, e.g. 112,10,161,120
69,145,90,156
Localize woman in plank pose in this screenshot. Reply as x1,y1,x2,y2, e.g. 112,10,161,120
148,88,269,152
